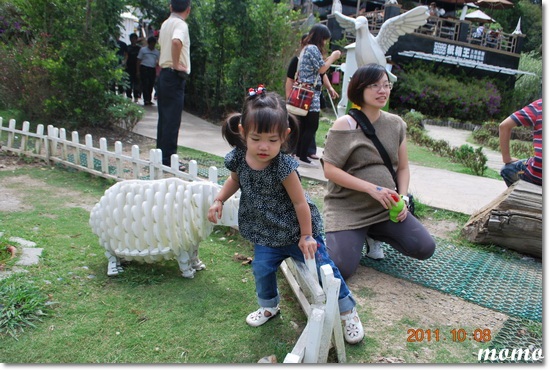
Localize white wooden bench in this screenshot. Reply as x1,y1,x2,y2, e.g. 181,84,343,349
280,258,346,363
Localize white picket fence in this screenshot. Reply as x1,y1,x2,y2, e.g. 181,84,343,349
0,117,223,183
0,116,346,363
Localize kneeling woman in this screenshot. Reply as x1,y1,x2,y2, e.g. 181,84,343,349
321,64,436,280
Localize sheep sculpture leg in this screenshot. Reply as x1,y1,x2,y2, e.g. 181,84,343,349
89,178,239,278
176,247,206,279
106,251,123,276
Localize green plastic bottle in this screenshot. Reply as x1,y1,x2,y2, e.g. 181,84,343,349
389,194,405,223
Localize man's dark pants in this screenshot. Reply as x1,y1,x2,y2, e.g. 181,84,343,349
156,68,186,166
140,66,157,104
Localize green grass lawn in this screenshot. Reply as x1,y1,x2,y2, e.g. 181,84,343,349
0,163,516,364
0,110,530,363
0,166,310,363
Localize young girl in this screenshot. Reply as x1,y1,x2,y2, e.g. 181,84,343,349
322,64,436,280
207,86,364,344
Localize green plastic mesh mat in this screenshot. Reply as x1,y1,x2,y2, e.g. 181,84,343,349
478,317,543,363
360,238,542,322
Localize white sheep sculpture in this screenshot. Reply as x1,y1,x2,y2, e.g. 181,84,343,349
89,178,239,278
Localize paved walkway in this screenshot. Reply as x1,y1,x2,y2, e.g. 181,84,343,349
133,105,508,215
423,124,502,172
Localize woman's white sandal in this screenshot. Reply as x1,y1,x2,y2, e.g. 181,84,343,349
246,306,280,327
341,307,364,344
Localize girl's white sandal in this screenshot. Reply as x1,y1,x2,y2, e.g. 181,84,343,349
341,307,364,344
246,306,280,327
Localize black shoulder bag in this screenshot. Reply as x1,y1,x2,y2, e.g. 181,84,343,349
348,108,415,216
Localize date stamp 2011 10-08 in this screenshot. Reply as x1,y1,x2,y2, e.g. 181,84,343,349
406,328,492,343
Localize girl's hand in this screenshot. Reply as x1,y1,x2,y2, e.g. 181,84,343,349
370,185,400,210
328,87,339,99
299,235,318,260
207,200,223,223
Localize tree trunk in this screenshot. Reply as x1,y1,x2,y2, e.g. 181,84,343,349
461,180,542,258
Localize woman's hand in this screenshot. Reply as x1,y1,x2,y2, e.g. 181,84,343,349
369,185,400,210
396,203,409,222
328,86,339,99
299,235,318,260
330,50,341,60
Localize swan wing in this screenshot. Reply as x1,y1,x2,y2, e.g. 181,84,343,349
375,6,429,54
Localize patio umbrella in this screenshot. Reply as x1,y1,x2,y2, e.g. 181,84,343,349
465,9,495,23
474,0,514,10
459,2,479,20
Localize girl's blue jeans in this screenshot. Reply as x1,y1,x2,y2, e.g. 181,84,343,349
251,235,357,314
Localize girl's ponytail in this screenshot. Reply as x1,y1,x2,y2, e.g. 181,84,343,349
284,113,300,155
222,113,245,149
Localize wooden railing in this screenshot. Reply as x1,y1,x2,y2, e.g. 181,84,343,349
413,16,523,54
281,259,346,363
336,10,524,55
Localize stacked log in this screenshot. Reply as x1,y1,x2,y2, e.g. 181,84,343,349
462,180,542,258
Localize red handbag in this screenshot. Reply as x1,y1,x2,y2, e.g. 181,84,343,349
286,49,318,117
287,81,314,116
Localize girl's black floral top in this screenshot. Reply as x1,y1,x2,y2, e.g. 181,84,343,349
225,147,323,247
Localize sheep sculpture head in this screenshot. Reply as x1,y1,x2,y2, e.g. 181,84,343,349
89,178,239,278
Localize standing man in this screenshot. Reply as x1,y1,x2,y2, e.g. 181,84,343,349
156,0,191,168
499,98,542,187
137,36,160,106
126,33,142,102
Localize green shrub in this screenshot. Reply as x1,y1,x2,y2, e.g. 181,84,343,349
452,145,487,176
510,141,533,159
402,110,424,129
472,128,493,146
405,115,488,176
0,0,126,129
186,0,301,119
473,120,534,160
391,64,502,122
106,94,145,132
512,51,542,108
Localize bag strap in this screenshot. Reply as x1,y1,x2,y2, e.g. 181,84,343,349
294,49,304,81
295,47,319,85
348,108,398,189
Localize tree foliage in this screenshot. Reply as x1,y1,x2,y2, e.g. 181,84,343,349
0,0,133,129
0,0,542,128
391,62,506,122
183,0,301,120
489,0,542,57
